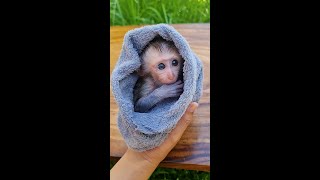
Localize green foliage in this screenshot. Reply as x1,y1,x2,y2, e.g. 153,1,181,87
149,167,210,180
110,160,115,169
110,0,210,26
110,160,210,180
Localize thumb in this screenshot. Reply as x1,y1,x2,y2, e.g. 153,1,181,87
181,102,199,126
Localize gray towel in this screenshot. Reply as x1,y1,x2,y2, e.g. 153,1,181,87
111,24,203,151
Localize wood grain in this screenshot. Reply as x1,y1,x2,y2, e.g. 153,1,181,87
110,23,210,172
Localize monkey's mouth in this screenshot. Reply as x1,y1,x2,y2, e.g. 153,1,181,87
162,79,177,85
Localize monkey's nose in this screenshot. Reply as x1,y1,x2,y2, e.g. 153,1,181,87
168,73,174,80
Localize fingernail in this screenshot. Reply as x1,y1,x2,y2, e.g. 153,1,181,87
188,103,198,113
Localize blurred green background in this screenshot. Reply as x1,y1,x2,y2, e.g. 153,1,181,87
110,0,210,179
110,0,210,26
110,160,210,180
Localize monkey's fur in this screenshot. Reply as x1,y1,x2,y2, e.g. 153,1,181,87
133,36,184,113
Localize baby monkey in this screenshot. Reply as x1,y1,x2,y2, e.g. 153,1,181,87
133,36,184,113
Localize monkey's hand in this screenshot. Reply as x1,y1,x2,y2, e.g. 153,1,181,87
134,80,184,113
154,80,184,99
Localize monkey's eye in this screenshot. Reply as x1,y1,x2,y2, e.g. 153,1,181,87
172,59,179,66
158,63,165,70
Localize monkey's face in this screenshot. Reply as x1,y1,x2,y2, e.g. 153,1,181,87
148,51,183,85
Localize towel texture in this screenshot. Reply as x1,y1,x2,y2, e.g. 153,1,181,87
111,24,203,151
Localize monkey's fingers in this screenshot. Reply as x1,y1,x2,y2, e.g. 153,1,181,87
174,80,183,85
177,83,184,89
171,84,183,90
171,80,183,86
176,87,183,93
166,89,183,97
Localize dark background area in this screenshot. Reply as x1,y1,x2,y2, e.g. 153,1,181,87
2,0,317,179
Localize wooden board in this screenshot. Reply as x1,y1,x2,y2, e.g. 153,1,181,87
110,23,210,172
